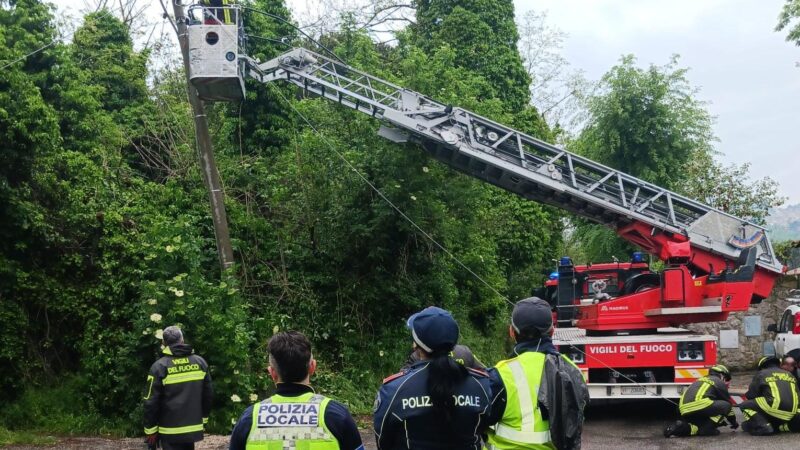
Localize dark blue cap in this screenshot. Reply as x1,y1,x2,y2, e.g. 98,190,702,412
407,306,459,353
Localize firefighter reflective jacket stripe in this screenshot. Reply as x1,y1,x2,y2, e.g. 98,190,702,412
754,376,799,421
143,344,213,443
679,377,714,415
486,352,554,450
745,367,799,422
246,392,339,450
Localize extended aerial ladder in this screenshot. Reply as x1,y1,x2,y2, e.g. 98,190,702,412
186,5,782,332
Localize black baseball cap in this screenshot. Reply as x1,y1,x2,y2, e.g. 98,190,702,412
407,306,459,353
511,297,553,336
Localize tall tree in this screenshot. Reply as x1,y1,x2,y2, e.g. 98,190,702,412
572,55,715,262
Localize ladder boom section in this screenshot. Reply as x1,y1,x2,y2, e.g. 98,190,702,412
247,48,782,279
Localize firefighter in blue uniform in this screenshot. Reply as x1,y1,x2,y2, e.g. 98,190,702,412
229,331,363,450
663,364,738,437
373,306,492,449
143,326,213,450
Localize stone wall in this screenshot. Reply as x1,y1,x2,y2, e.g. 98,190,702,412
686,278,795,370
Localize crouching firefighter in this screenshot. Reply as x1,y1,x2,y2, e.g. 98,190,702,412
740,356,800,435
663,365,737,437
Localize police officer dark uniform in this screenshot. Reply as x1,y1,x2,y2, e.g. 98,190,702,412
143,326,213,450
663,365,738,437
229,331,363,450
486,297,589,450
373,306,492,449
740,356,800,435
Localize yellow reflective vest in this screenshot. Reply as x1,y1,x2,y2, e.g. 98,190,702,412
246,392,339,450
486,352,555,450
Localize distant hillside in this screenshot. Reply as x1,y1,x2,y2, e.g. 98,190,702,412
768,203,800,241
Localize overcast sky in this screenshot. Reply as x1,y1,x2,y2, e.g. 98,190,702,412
50,0,800,204
519,0,800,205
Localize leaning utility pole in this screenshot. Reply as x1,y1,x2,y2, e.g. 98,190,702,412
171,1,235,271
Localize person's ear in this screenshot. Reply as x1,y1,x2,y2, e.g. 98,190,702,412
308,358,317,377
548,325,555,337
508,325,516,341
268,366,279,383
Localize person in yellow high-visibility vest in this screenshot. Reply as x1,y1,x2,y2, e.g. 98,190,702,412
485,297,589,450
228,331,364,450
200,0,234,25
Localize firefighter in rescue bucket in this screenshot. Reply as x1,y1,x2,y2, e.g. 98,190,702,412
373,306,493,449
662,364,738,437
485,297,589,450
229,331,364,450
740,356,800,435
143,326,213,450
200,0,235,25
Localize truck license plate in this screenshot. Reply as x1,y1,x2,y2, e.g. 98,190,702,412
621,386,647,395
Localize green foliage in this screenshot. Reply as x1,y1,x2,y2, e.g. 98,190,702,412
776,0,800,45
681,152,785,225
0,377,128,436
570,54,780,263
413,0,531,113
578,55,714,190
571,55,715,262
0,0,563,434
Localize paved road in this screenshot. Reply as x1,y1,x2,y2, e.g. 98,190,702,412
4,398,798,449
582,399,797,449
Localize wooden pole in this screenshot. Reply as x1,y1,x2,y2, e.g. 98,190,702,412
171,1,235,271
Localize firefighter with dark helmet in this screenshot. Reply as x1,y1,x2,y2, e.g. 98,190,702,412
740,355,800,435
663,364,738,437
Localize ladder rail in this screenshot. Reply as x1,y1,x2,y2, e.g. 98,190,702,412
247,48,781,274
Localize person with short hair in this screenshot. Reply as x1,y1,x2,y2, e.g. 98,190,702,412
229,331,363,450
740,356,800,435
143,326,213,450
663,365,738,437
486,297,589,450
373,306,492,449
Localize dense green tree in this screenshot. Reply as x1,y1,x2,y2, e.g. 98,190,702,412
570,55,716,262
571,55,783,263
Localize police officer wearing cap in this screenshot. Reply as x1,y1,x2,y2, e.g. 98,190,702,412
486,297,588,450
373,306,492,449
740,355,800,435
663,364,738,437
